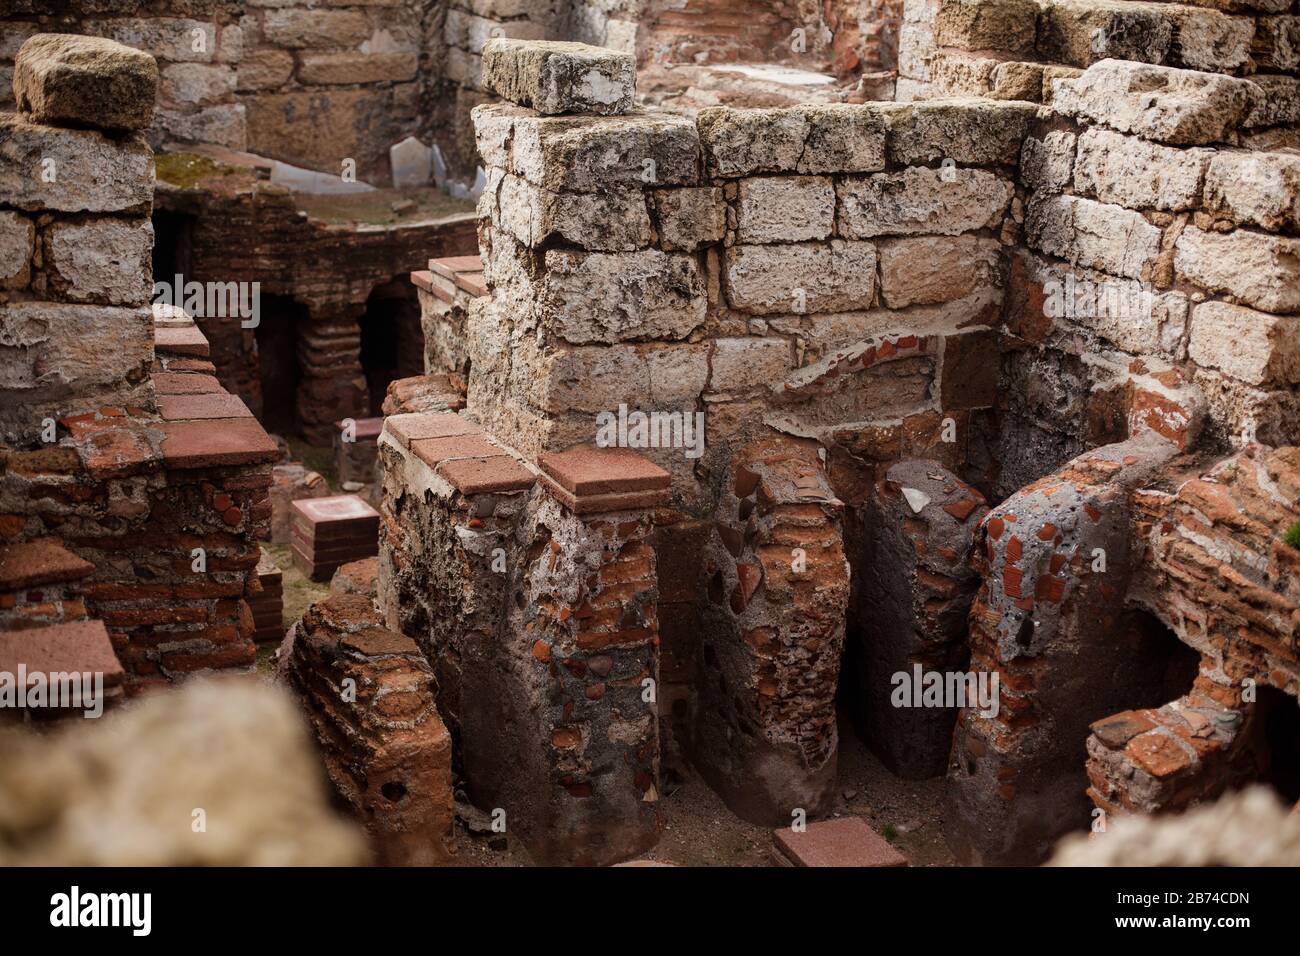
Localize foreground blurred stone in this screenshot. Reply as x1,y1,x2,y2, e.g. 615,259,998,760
1049,787,1300,866
0,677,367,865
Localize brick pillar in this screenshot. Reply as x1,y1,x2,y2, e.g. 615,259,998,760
688,435,851,826
851,459,987,779
298,310,368,445
943,434,1185,864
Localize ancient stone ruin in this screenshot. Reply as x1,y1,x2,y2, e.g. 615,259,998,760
1,0,1299,869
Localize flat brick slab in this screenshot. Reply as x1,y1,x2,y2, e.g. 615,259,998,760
158,391,253,422
411,434,506,469
455,271,487,298
0,539,94,591
336,417,384,440
80,426,156,479
773,817,907,868
410,270,435,294
429,255,483,279
385,411,479,448
436,456,535,495
154,325,210,357
539,445,672,496
0,619,125,688
539,475,669,515
291,495,380,534
151,372,223,395
160,418,278,469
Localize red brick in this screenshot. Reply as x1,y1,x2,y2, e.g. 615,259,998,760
158,391,253,422
411,433,506,469
429,255,483,279
0,539,94,590
151,372,223,395
773,817,907,867
436,456,535,494
154,325,210,357
385,412,479,448
539,445,671,497
0,619,125,688
160,418,278,469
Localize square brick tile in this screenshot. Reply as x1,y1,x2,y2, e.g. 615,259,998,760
0,539,94,590
773,817,907,868
0,619,125,689
455,271,487,297
154,325,210,357
158,392,253,422
336,417,384,440
385,412,479,448
160,418,278,469
436,456,535,495
539,445,672,496
430,255,483,279
151,373,223,395
411,433,505,469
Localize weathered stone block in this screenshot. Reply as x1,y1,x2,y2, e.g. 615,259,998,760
934,0,1038,54
1037,0,1173,67
0,115,154,213
652,187,725,251
297,52,419,86
160,62,235,105
709,337,795,394
697,107,808,177
799,105,888,173
492,173,653,250
735,176,835,244
1020,130,1076,194
88,17,218,65
0,302,153,398
1189,301,1300,386
481,38,635,115
47,218,154,306
878,234,1001,308
1203,151,1300,232
0,211,33,289
262,9,371,48
1073,127,1211,211
838,166,1014,238
724,241,877,315
487,107,700,192
1254,15,1300,71
1242,75,1300,129
1024,195,1163,280
236,49,294,91
14,34,159,131
1175,226,1300,314
1054,59,1260,146
541,248,705,343
886,99,1035,166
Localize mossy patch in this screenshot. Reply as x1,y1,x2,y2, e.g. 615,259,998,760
154,152,232,189
1284,522,1300,550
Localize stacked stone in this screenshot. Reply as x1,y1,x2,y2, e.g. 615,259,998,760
1,37,279,688
1,10,243,150
0,539,94,632
905,0,1300,104
290,495,380,582
279,594,455,865
377,410,668,864
1002,56,1300,484
411,255,487,380
471,44,1024,507
249,552,283,643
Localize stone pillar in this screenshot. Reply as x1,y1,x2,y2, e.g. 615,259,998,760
689,435,851,826
852,459,987,779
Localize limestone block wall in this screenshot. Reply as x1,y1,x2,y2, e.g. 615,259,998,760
468,97,1030,513
901,0,1300,109
1000,58,1300,499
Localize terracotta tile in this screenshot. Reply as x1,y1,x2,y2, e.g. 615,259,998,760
0,539,94,590
154,325,210,357
0,620,125,688
151,372,223,395
160,418,278,469
411,433,505,468
409,269,434,293
429,255,483,279
539,474,669,515
80,426,156,479
539,445,672,496
773,817,907,867
158,391,252,421
436,456,535,494
455,271,487,297
385,412,479,448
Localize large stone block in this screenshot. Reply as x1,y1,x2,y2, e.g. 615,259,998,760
1188,301,1300,386
13,34,159,132
0,302,153,398
1037,0,1173,67
724,241,877,315
1073,127,1211,211
878,234,1001,308
1254,15,1300,71
735,176,835,244
837,166,1014,238
1203,151,1300,232
46,217,154,306
0,211,33,289
540,248,706,343
479,105,700,192
652,187,725,251
799,105,888,174
262,9,371,48
1024,195,1163,281
0,114,154,213
491,172,653,251
481,38,635,115
1054,59,1260,146
697,107,808,177
709,337,795,394
886,99,1035,166
934,0,1039,54
1020,130,1076,194
1175,226,1300,314
160,62,236,105
296,52,419,86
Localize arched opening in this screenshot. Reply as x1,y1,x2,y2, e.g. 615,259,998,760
255,295,309,436
359,278,423,417
1247,685,1300,804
